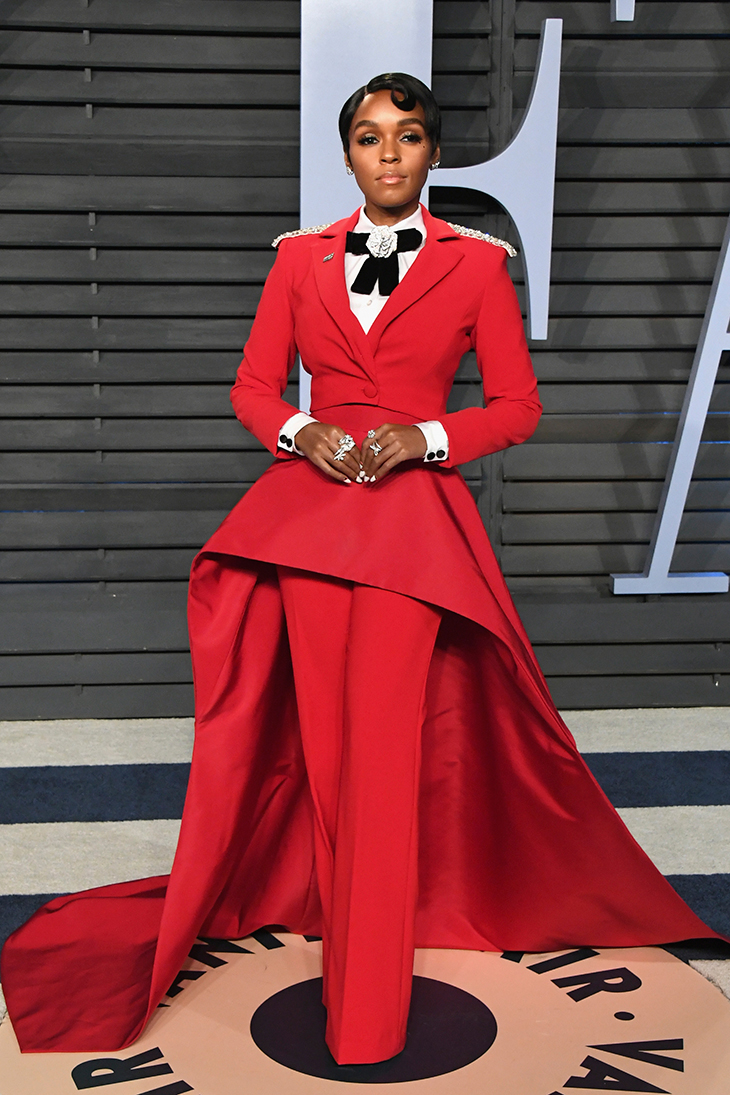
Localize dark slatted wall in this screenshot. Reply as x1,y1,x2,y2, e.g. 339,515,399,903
436,0,730,707
1,0,729,715
0,0,300,717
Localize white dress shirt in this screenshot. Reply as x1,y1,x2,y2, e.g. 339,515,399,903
277,205,449,463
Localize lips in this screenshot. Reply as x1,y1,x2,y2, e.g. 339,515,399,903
378,173,406,183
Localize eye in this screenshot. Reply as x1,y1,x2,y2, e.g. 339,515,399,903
357,134,378,145
401,131,424,143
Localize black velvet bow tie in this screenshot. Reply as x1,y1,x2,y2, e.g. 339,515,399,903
345,228,423,296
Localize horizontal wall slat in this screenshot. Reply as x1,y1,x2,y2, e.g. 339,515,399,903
545,675,729,710
530,415,728,444
0,70,301,105
0,581,190,652
0,105,300,138
0,0,300,32
0,684,194,719
552,182,730,216
536,643,730,676
556,110,730,143
550,216,727,248
517,3,730,34
0,352,243,382
504,480,730,513
0,548,199,581
0,176,299,212
0,419,258,450
0,451,275,482
556,146,730,180
0,484,249,510
516,38,730,73
504,443,728,480
0,651,192,686
503,512,730,545
0,144,299,178
0,250,276,282
0,214,294,247
538,384,730,414
515,595,730,644
503,543,730,575
0,284,263,315
0,32,300,70
0,317,252,348
0,511,228,548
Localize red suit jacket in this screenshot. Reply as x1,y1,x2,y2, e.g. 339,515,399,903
231,204,542,466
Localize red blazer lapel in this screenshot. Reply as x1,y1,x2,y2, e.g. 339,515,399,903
366,207,464,352
312,212,378,377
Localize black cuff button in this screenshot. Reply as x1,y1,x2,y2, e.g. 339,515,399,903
426,452,435,460
436,449,446,459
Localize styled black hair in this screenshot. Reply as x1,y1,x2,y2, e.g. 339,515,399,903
338,72,441,153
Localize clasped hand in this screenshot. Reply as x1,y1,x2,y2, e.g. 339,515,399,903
294,422,427,484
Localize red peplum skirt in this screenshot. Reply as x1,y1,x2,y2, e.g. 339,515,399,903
1,404,719,1054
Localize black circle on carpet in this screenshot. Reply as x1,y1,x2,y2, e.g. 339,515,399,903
250,975,498,1082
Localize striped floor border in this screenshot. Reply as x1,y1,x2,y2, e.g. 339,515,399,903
0,710,728,1022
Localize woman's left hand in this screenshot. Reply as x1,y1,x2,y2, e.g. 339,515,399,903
360,423,427,483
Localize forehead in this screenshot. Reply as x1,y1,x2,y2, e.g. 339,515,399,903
351,89,426,128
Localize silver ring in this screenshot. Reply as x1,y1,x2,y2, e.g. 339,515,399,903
367,429,377,438
369,441,383,456
333,434,355,461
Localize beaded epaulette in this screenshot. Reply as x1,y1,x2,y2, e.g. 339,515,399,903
446,222,517,258
271,224,334,249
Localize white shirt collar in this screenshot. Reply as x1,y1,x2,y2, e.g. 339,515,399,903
354,204,427,239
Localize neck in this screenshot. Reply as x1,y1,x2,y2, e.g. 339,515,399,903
362,197,421,226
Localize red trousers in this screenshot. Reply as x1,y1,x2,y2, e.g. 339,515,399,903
277,566,442,1064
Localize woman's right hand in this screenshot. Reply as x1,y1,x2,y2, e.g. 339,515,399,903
294,422,363,483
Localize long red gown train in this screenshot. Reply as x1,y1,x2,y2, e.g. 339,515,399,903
1,404,720,1057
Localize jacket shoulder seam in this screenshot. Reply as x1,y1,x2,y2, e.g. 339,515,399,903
272,224,334,248
446,222,517,258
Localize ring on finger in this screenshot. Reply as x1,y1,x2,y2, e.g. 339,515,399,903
369,441,383,455
332,434,355,461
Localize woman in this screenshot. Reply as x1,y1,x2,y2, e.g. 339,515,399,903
2,73,718,1066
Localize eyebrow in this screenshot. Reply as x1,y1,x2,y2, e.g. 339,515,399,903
353,117,425,130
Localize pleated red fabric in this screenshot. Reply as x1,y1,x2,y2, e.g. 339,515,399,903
1,405,720,1055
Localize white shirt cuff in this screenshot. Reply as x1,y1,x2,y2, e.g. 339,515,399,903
278,411,318,455
415,420,449,463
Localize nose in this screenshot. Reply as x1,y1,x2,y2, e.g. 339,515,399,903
380,138,400,163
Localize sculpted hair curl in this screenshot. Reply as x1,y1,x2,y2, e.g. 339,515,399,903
338,72,441,153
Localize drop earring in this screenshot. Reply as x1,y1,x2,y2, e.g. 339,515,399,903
346,164,354,175
429,160,441,171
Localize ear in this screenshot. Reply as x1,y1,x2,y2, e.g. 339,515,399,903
430,145,441,167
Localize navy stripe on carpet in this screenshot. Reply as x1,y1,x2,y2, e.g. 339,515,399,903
0,894,64,951
583,752,730,808
666,874,730,938
0,764,190,824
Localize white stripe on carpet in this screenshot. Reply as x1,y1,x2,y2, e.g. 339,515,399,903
1,710,728,767
0,806,728,896
564,708,730,753
0,718,194,767
0,819,181,893
618,805,730,875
